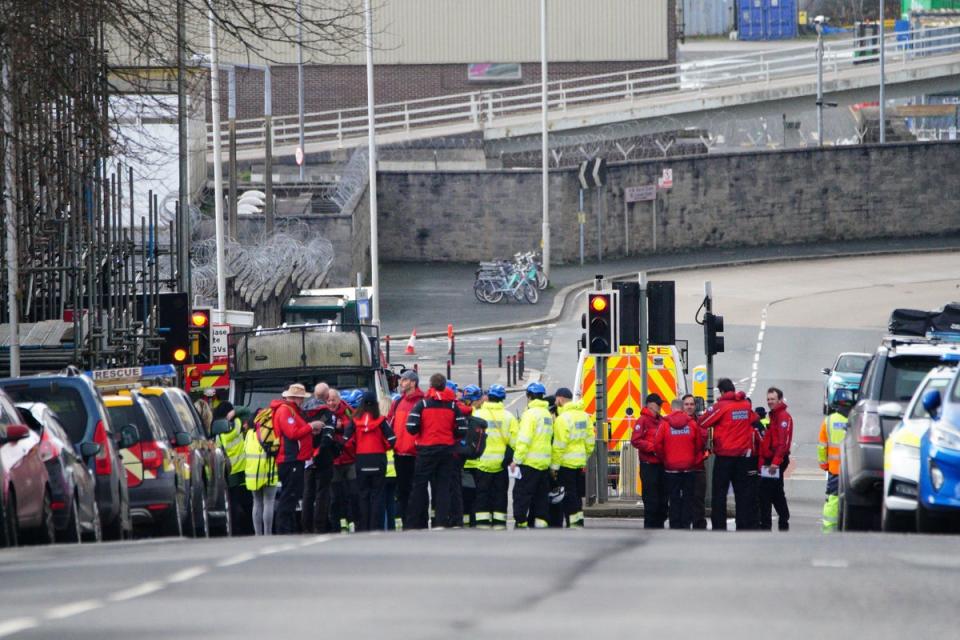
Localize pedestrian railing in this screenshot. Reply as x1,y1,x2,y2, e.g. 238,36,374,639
209,25,960,154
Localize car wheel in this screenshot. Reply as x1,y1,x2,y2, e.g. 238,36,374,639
881,501,914,533
102,489,128,541
33,490,56,545
84,499,103,543
188,486,209,538
5,494,18,547
211,485,232,538
842,497,874,531
916,501,946,534
158,488,184,538
0,497,9,548
59,495,83,544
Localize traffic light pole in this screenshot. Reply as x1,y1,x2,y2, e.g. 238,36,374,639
705,280,714,405
639,272,648,403
595,355,608,504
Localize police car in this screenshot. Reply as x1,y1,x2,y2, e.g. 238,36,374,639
916,353,960,533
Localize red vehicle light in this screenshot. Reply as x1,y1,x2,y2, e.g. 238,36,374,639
140,441,165,472
93,420,112,476
146,504,169,511
50,501,66,510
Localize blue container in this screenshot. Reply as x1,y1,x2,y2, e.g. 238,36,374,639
739,0,766,40
738,0,797,40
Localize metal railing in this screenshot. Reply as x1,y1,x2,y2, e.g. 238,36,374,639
210,26,960,153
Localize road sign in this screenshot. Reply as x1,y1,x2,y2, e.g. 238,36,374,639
625,185,657,203
577,212,586,224
295,146,305,166
659,168,673,190
578,158,607,189
211,324,230,361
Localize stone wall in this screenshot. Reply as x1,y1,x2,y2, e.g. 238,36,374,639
376,142,960,264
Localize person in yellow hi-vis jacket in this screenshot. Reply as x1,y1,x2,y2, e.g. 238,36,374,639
818,388,854,532
465,385,518,529
245,409,280,535
511,382,554,529
550,388,596,528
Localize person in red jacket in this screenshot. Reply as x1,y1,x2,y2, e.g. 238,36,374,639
656,399,705,529
328,389,358,533
271,383,322,534
405,373,466,529
630,393,667,529
345,391,396,532
700,379,760,531
386,370,425,529
759,387,793,531
682,394,709,529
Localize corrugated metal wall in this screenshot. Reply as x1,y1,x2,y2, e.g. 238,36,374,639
682,0,734,36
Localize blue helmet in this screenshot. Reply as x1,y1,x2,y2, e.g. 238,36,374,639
446,381,459,393
462,385,482,402
526,381,546,395
390,392,401,402
343,389,363,409
487,384,507,400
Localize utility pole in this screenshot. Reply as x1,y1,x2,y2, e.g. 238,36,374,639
879,0,887,144
297,0,306,181
704,281,714,405
816,21,824,147
364,0,380,325
264,68,274,233
639,272,648,402
593,275,608,504
540,0,551,280
227,68,238,240
2,60,20,377
208,7,227,314
176,0,190,294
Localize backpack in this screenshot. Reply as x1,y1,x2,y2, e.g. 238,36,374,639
455,415,488,460
253,408,279,458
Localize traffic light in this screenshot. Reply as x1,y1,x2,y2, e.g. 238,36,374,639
587,291,619,356
151,293,189,365
190,308,212,364
704,311,725,357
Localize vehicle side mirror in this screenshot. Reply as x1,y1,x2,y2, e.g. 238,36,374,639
80,442,102,458
821,368,831,375
173,431,193,447
118,425,140,449
922,390,942,419
211,419,232,436
1,424,30,444
877,402,904,419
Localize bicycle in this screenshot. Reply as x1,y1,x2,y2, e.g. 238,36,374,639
474,261,538,304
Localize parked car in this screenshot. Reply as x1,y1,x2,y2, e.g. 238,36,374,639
0,371,134,540
880,361,958,532
103,394,190,537
916,362,960,533
135,386,231,537
822,352,870,414
16,402,102,542
839,336,960,531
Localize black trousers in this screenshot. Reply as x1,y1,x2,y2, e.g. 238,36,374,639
407,446,455,529
639,462,667,529
512,465,550,527
356,464,386,532
275,461,304,535
448,458,465,527
395,454,422,529
665,471,695,530
462,468,478,527
471,468,509,527
557,467,585,527
759,455,790,531
227,475,254,536
383,479,398,530
692,468,708,530
330,464,359,532
301,459,333,533
711,455,759,531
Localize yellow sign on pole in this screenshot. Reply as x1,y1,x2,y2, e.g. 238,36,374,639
692,364,708,401
799,10,808,25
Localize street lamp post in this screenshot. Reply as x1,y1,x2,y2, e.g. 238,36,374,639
297,0,306,180
364,0,380,325
879,0,886,144
540,0,550,280
208,8,227,314
816,21,824,147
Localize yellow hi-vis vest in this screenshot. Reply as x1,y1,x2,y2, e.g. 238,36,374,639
817,412,847,475
218,418,246,477
466,401,518,473
551,399,596,470
386,450,397,479
514,399,554,471
244,427,278,491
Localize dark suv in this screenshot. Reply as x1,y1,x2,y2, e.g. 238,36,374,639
839,336,960,530
0,372,133,540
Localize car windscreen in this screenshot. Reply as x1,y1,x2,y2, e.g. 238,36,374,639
106,403,153,442
910,376,952,419
140,395,179,439
2,385,88,444
836,355,870,374
881,357,942,403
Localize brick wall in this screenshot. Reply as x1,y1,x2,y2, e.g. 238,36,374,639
375,142,960,264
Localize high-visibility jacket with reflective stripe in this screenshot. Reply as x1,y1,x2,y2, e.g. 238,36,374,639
514,399,554,471
244,427,278,491
551,400,596,470
466,402,518,473
386,450,396,479
817,413,847,475
218,418,246,476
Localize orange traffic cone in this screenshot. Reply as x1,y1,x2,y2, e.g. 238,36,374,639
405,330,417,355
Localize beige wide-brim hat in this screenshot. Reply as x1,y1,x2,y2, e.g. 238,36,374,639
282,383,309,399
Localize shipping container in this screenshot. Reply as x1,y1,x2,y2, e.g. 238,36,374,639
682,0,735,37
738,0,766,40
766,0,798,39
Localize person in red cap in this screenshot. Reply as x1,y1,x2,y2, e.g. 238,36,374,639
630,393,667,529
759,387,793,531
271,383,323,534
656,399,706,529
700,378,761,531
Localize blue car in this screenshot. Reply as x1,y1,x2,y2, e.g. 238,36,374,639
821,352,870,415
917,354,960,533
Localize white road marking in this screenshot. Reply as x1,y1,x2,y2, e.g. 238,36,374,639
299,536,330,548
45,599,103,620
747,307,769,397
166,566,209,583
217,552,257,568
812,558,849,568
891,553,960,569
107,581,165,602
0,618,38,638
258,543,296,556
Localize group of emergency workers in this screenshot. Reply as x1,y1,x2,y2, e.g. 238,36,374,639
631,378,795,531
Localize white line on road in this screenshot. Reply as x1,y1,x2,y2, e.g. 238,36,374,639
166,566,210,584
45,600,103,620
299,536,331,548
217,552,257,568
258,543,297,556
811,558,849,568
0,618,38,638
107,581,165,602
747,307,768,397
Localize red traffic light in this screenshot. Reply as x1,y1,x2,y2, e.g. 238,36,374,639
191,311,209,328
590,295,609,313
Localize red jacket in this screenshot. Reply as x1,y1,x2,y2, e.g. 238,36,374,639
387,388,424,456
327,401,354,466
406,387,464,448
759,402,794,467
346,413,396,455
655,411,705,472
630,406,663,465
271,399,313,464
700,391,760,457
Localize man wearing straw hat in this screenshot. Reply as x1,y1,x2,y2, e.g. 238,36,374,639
272,383,323,534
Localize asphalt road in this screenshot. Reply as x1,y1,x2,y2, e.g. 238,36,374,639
2,250,960,638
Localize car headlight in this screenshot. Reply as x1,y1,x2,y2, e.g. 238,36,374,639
893,441,921,461
931,461,945,492
930,424,960,451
